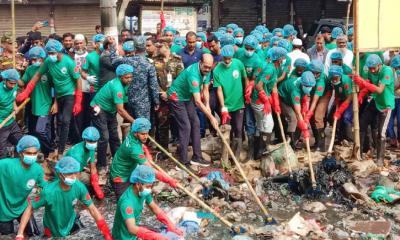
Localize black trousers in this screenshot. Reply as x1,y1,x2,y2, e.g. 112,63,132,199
169,100,202,164
0,214,40,236
226,109,244,139
0,121,23,158
112,181,131,200
360,100,391,160
56,95,74,154
92,109,121,169
30,115,55,157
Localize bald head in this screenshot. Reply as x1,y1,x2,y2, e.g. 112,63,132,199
200,53,214,76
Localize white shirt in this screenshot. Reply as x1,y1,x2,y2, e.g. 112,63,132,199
324,48,354,76
287,49,310,74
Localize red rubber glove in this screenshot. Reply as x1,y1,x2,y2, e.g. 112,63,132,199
270,91,281,114
258,90,271,115
137,226,168,240
297,119,310,139
221,107,231,125
304,110,314,125
96,219,113,240
301,95,309,116
16,80,37,103
91,174,104,199
244,81,255,104
156,211,184,236
72,89,83,116
358,83,371,105
15,235,24,240
352,74,379,92
156,170,178,188
334,101,350,120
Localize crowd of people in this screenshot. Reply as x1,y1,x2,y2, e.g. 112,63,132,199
0,19,399,239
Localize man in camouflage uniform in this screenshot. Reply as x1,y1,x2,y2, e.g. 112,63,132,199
110,36,160,120
0,33,28,73
153,38,184,151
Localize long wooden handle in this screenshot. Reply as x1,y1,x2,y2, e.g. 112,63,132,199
148,136,203,183
305,138,317,188
216,127,272,218
0,98,30,129
327,119,337,154
277,114,293,174
148,160,233,228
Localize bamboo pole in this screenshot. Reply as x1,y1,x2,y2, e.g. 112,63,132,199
351,0,361,160
11,0,16,68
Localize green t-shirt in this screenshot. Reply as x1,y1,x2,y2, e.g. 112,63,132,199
110,134,147,183
65,142,95,171
82,51,101,91
213,59,246,112
251,62,277,103
332,75,353,101
31,180,93,237
167,62,211,102
0,83,17,127
235,48,263,80
368,65,395,111
325,43,336,50
112,186,153,240
278,78,304,106
22,65,53,116
0,158,46,221
90,77,126,114
359,52,385,78
312,73,329,97
39,54,80,98
171,44,183,54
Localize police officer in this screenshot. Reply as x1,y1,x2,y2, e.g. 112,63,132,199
110,36,160,120
153,38,184,154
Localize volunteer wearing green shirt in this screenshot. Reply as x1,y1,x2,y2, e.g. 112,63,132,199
329,65,354,142
65,126,104,200
305,60,330,151
278,71,316,149
112,165,183,240
16,39,83,158
16,157,112,240
0,136,46,236
277,39,293,84
287,58,308,83
250,47,286,159
110,118,177,199
237,35,263,160
329,52,352,75
214,45,247,159
353,54,395,166
80,34,105,135
196,32,211,54
167,54,218,167
0,68,22,158
91,64,134,175
20,47,56,158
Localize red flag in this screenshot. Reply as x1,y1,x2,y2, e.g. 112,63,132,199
160,10,166,30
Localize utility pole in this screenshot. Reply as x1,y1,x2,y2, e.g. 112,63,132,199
100,0,118,43
211,0,219,31
261,0,266,25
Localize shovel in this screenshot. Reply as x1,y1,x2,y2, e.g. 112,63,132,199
148,159,248,235
276,114,302,192
322,119,339,174
215,126,277,225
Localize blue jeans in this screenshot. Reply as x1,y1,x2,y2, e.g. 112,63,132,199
196,107,206,138
245,104,256,136
343,103,353,126
387,98,400,139
33,115,54,156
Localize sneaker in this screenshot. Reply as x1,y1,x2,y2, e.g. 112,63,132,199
190,158,210,167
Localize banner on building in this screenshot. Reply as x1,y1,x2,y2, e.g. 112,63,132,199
141,7,197,35
358,0,400,51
